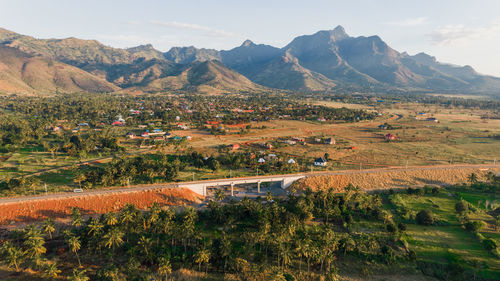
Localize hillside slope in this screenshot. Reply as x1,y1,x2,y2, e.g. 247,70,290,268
0,45,118,95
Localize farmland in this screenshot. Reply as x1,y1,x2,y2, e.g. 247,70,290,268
1,93,499,198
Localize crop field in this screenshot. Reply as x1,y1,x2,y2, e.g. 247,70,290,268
0,188,202,224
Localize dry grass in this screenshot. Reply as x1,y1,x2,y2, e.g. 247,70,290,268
292,167,499,192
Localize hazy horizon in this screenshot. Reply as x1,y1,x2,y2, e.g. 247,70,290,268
1,0,500,76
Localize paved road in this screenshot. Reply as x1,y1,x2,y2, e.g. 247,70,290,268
0,164,498,205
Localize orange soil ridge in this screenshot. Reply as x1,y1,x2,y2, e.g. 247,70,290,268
0,188,203,224
292,168,498,192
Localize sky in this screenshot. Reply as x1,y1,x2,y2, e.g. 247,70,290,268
1,0,500,76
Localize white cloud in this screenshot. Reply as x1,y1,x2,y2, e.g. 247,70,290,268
429,23,500,45
149,20,238,38
385,17,428,27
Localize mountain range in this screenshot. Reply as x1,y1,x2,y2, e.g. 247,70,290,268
0,26,499,96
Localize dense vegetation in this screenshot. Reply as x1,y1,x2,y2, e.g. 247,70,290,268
1,178,498,281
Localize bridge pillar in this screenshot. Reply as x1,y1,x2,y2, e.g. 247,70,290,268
231,183,234,197
257,181,261,193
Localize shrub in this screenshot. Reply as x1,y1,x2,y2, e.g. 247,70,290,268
416,210,434,225
482,238,497,251
464,220,485,232
386,223,397,233
455,201,468,214
431,187,440,194
398,222,407,231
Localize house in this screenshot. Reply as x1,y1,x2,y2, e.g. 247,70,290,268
163,132,172,138
116,114,125,122
125,132,135,139
385,133,396,141
112,121,124,126
231,144,240,151
426,117,439,123
314,157,328,166
284,139,297,145
185,136,192,140
258,158,266,163
268,154,277,159
314,138,321,143
141,131,149,138
317,117,326,122
378,124,388,130
325,137,336,145
288,159,296,164
172,136,183,141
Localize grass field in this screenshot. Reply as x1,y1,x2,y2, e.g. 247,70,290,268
388,190,500,279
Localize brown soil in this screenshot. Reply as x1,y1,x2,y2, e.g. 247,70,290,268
0,188,203,224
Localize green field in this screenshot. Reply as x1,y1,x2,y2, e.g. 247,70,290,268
388,188,500,279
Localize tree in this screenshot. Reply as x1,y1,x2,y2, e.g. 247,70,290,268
483,238,497,251
158,257,172,281
87,217,104,237
103,227,124,252
1,241,24,271
71,207,83,227
73,173,86,189
23,225,46,263
464,221,485,233
468,173,478,185
69,268,89,281
42,218,56,239
194,248,211,273
455,200,468,214
266,190,274,202
67,235,82,267
214,188,225,202
416,210,434,225
44,261,61,279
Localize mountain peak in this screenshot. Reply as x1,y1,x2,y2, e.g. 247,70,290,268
329,25,349,40
241,39,255,47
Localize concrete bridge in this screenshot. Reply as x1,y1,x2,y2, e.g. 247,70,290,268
179,174,306,196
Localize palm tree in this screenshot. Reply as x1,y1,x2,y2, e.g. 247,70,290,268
42,218,56,239
69,268,89,281
71,207,83,227
67,235,82,267
138,235,153,259
158,257,172,281
266,190,273,202
104,212,118,226
468,173,478,185
73,173,86,189
44,262,61,278
194,248,210,273
23,226,46,263
1,242,24,271
214,189,225,202
103,227,124,251
87,217,104,237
